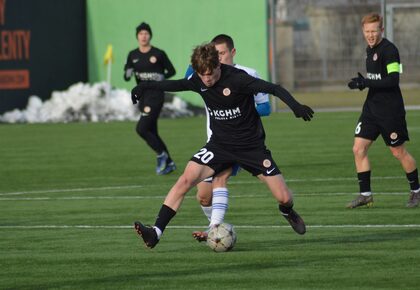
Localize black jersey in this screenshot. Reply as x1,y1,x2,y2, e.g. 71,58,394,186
124,46,176,84
135,64,300,149
363,38,405,119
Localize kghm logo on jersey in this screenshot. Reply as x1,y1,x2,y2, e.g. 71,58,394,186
367,72,381,80
207,107,241,120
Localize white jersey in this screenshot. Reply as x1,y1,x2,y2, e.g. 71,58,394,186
205,64,269,141
233,64,269,104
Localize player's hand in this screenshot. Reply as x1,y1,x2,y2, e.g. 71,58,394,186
125,68,133,80
292,104,314,121
131,85,142,104
348,72,366,90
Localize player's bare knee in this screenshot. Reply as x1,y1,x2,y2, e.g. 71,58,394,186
390,147,406,160
352,144,367,158
196,188,211,205
196,193,211,206
177,174,196,190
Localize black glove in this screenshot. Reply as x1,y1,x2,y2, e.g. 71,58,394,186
348,72,366,90
292,104,314,121
131,86,142,104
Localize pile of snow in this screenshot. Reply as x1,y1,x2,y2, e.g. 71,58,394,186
0,82,195,123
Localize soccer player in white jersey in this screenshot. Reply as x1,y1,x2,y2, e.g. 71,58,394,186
190,34,271,242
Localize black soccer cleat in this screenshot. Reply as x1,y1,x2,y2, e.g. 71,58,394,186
281,209,306,235
406,190,420,208
158,161,177,175
156,152,169,175
134,221,159,249
346,194,373,209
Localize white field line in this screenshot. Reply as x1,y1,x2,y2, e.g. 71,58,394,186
0,176,405,196
0,192,410,201
0,224,419,229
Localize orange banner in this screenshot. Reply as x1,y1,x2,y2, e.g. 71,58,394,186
0,69,30,89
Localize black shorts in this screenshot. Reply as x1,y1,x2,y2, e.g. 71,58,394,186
354,114,409,147
190,142,281,176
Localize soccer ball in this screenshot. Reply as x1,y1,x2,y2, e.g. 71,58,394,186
206,223,237,252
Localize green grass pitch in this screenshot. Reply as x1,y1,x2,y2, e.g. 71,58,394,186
1,111,420,289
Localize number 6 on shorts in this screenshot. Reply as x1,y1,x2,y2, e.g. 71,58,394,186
355,122,362,134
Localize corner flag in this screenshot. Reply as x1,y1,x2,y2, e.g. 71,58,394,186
104,44,113,65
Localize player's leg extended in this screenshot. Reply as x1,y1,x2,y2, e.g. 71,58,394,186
135,162,214,248
193,181,213,242
347,137,374,208
192,168,232,242
259,174,306,235
210,168,232,226
259,174,292,204
196,181,213,221
389,144,420,207
164,162,215,211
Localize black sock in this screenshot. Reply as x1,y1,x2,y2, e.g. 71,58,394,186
279,201,293,215
406,169,420,191
154,204,176,233
357,171,371,193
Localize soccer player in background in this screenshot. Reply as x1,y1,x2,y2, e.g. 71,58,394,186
347,13,420,208
124,22,177,175
186,34,272,242
132,42,314,249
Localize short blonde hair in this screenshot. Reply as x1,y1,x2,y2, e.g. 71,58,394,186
361,13,383,28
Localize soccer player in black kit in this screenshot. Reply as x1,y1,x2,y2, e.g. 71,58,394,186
347,13,420,208
124,22,177,175
131,43,314,249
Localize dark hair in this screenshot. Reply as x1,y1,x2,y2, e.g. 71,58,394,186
191,43,220,75
136,22,152,38
211,34,235,50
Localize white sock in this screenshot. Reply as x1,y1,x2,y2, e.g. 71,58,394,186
210,187,229,226
361,191,372,197
153,226,162,240
413,188,420,193
201,205,212,222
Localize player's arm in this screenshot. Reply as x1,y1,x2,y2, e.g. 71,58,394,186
250,71,271,117
161,51,176,79
123,53,134,81
255,100,271,116
131,79,193,104
348,47,400,90
238,73,313,121
348,71,399,90
367,47,400,88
